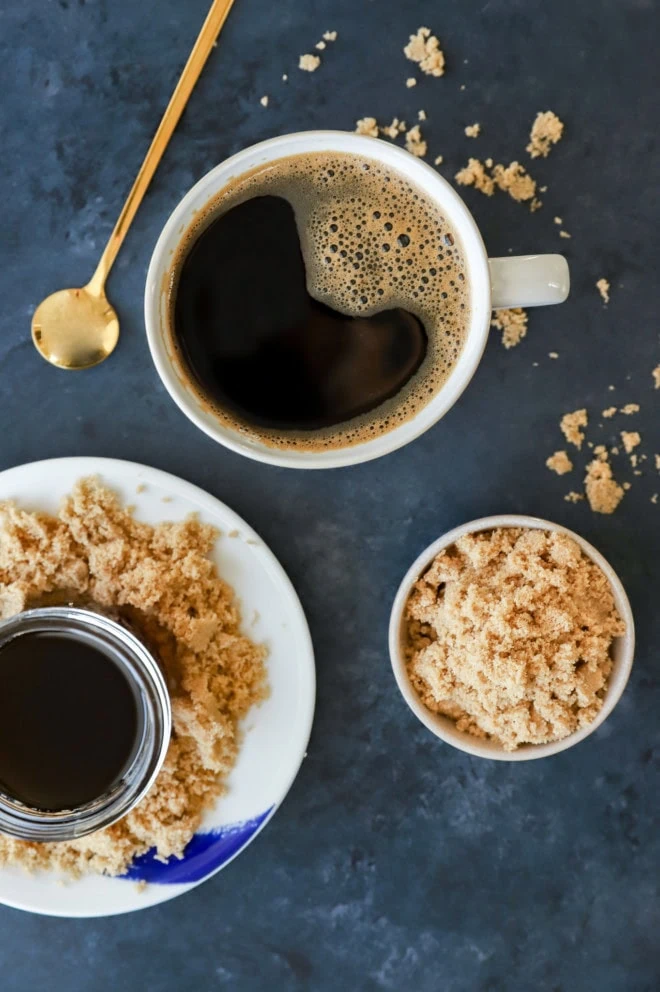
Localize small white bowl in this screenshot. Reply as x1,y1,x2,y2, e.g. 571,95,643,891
388,515,635,761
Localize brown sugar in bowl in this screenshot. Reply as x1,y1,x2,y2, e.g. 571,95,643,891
388,515,635,761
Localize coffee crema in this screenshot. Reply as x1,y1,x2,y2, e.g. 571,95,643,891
167,150,470,450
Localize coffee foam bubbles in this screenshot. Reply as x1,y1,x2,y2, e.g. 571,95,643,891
169,150,470,450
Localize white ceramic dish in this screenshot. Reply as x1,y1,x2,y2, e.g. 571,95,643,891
389,514,635,761
0,458,315,917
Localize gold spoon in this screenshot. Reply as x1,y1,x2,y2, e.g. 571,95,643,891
32,0,236,370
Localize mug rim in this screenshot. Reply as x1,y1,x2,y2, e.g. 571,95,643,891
388,514,636,761
144,130,492,469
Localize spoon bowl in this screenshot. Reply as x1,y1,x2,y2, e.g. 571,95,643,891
32,287,120,370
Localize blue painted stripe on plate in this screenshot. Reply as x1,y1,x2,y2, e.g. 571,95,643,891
122,809,273,884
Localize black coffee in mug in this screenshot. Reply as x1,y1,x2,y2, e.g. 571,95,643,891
168,151,470,451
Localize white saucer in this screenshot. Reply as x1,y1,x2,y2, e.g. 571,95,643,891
0,458,315,917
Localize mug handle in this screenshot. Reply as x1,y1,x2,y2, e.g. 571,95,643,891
489,254,570,309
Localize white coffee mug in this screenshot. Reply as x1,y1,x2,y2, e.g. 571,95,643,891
145,131,569,469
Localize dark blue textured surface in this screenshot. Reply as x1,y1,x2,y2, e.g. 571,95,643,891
123,811,272,884
1,0,660,989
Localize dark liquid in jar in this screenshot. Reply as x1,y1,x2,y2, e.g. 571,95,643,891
0,632,138,811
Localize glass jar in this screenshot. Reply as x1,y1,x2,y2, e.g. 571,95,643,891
0,606,171,842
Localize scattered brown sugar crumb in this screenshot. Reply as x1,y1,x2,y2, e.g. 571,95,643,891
585,457,625,514
418,109,427,121
656,454,660,471
0,478,267,878
560,409,588,449
406,77,417,88
491,308,528,349
455,158,495,196
380,117,407,139
492,161,537,203
653,366,660,389
546,450,573,475
621,430,641,454
549,352,559,359
596,278,610,304
434,154,444,165
315,40,326,50
259,95,269,107
455,157,537,202
621,403,640,415
282,73,288,82
405,528,623,751
405,124,427,158
554,216,563,225
526,111,565,158
530,197,543,213
652,494,659,504
323,30,337,42
135,484,146,494
355,116,379,138
464,123,481,138
559,230,572,238
404,27,445,77
623,481,632,491
602,407,617,418
565,491,585,503
299,53,321,72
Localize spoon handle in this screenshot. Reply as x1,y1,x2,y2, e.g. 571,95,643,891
87,0,236,296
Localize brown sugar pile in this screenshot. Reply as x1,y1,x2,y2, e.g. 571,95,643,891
380,117,407,139
405,528,624,751
585,453,625,514
455,158,495,196
404,27,445,77
621,430,641,454
491,308,528,349
526,111,564,158
546,450,573,475
355,116,379,138
404,124,427,157
456,158,537,206
298,53,321,72
596,278,610,304
0,478,267,878
560,408,588,448
492,161,537,203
